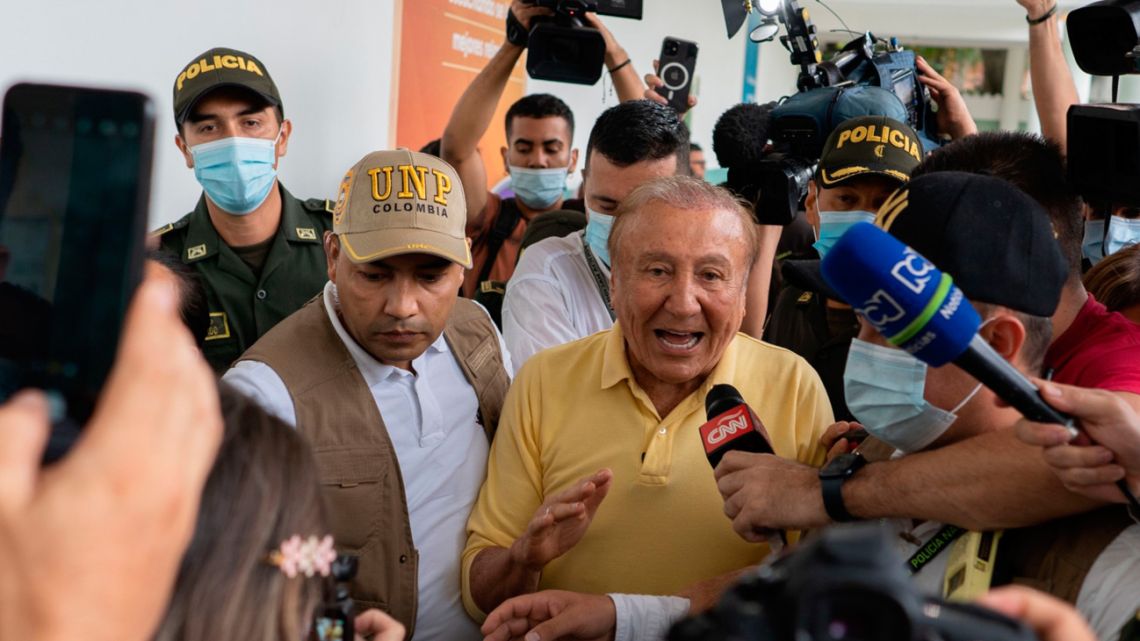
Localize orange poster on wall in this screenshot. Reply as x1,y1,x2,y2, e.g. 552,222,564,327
394,0,526,190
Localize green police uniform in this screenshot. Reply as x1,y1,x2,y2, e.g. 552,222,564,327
155,184,333,373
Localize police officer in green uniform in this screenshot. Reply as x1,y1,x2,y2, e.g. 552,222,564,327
763,115,923,421
154,47,333,373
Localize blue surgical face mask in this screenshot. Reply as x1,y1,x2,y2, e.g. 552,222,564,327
843,338,982,453
584,207,614,267
1105,215,1140,258
190,132,281,215
1083,219,1106,265
813,210,876,259
510,165,569,209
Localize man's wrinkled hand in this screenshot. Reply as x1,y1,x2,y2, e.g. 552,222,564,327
715,452,829,540
482,590,616,641
510,469,613,572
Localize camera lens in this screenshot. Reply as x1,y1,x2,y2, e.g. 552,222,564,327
666,41,680,56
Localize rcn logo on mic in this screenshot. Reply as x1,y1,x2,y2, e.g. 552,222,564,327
702,407,751,448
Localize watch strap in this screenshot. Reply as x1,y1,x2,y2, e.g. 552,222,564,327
820,454,866,523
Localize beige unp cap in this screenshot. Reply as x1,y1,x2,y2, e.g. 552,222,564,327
332,149,471,268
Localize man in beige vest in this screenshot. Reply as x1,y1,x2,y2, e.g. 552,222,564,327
223,150,512,640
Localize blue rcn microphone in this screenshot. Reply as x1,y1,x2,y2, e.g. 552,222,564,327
822,221,1140,510
822,221,1064,425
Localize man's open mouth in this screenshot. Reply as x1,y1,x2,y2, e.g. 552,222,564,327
654,329,704,352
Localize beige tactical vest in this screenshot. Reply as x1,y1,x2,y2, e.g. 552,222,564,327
239,295,509,638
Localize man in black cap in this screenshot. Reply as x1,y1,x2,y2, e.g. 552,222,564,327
764,115,923,421
153,47,333,373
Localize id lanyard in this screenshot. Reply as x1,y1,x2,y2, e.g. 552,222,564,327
582,236,617,321
906,524,966,575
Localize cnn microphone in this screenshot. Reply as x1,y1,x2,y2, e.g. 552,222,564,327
821,222,1140,510
701,384,786,547
701,384,775,469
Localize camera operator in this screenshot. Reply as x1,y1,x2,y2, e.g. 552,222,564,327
442,0,644,310
763,115,923,422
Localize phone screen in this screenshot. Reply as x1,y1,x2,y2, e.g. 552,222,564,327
0,84,153,438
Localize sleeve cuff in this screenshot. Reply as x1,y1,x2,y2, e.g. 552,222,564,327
610,594,691,641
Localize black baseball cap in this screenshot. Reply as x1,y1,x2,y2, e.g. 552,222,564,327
172,47,282,125
818,116,923,188
875,171,1067,317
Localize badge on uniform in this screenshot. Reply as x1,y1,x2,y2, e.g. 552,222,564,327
206,312,231,341
296,227,317,240
187,244,208,260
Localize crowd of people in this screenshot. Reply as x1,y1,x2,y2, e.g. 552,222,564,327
4,1,1140,641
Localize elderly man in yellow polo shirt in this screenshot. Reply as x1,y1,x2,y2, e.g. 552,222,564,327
461,175,834,625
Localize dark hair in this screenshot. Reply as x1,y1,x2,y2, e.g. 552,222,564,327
505,93,575,139
148,249,210,349
419,138,442,157
585,100,690,173
690,142,703,153
153,385,328,641
1084,244,1140,313
911,132,1084,277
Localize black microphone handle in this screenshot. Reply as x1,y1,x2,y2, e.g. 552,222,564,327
955,335,1140,512
953,335,1074,428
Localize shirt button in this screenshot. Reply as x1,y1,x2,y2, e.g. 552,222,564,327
399,554,408,563
256,289,268,300
658,427,667,436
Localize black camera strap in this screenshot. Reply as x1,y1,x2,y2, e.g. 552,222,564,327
905,524,965,575
581,235,616,321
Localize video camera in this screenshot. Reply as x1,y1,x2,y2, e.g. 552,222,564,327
668,524,1037,641
720,0,941,225
512,0,642,85
1065,0,1140,207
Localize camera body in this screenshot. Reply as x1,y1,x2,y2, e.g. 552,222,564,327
727,2,939,225
520,0,642,85
1065,0,1140,208
310,555,358,641
667,524,1037,641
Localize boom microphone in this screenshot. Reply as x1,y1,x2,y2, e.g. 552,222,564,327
821,222,1140,510
701,384,775,469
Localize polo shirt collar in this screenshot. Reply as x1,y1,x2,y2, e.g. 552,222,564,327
322,282,449,388
600,321,742,403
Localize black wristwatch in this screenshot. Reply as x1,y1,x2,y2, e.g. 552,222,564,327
819,452,867,523
506,8,530,47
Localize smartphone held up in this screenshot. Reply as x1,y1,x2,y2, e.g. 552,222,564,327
0,83,155,461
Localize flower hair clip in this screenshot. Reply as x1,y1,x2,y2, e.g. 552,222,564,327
267,534,337,578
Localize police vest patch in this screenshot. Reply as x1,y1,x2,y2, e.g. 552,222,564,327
206,312,231,341
296,227,317,240
187,244,208,260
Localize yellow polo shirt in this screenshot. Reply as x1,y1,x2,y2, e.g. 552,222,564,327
461,324,834,618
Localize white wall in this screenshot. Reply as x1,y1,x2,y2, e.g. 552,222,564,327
0,0,399,228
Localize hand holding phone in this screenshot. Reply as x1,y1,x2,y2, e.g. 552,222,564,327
654,37,699,114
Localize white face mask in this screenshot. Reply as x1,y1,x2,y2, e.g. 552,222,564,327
843,338,982,453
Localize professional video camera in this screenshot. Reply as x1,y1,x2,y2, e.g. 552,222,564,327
1065,0,1140,207
668,524,1037,641
509,0,642,85
719,0,941,225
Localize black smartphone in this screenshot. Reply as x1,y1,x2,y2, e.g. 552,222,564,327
655,37,699,114
0,83,154,461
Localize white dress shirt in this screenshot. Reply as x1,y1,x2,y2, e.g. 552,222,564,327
224,282,511,641
501,230,614,373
